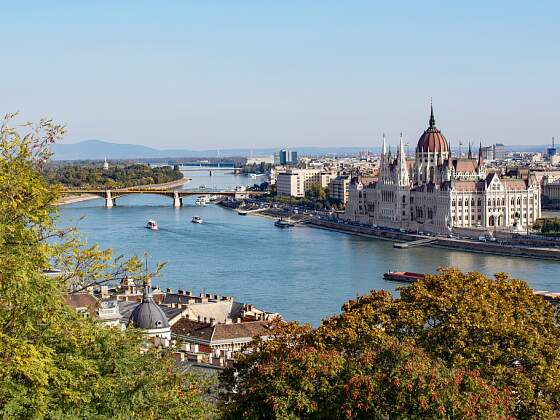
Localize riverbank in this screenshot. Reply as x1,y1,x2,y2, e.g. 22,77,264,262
307,218,560,261
56,177,189,206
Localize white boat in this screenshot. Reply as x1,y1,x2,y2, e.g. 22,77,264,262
199,184,207,189
191,216,203,224
146,220,158,230
195,196,209,206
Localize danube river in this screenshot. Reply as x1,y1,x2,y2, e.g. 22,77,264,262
58,169,560,325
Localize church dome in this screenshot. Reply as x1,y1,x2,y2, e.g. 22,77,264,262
128,284,169,330
416,105,449,154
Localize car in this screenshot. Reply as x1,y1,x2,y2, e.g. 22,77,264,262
478,236,487,242
447,234,454,238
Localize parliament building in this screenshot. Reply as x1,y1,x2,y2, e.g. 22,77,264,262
343,107,541,233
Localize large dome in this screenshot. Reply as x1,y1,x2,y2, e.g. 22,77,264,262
128,285,169,330
416,106,449,154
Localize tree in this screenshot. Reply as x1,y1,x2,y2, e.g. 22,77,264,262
221,269,560,419
0,113,214,418
220,322,512,419
306,183,327,201
317,269,560,418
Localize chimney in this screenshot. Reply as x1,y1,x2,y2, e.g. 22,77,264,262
186,290,192,296
178,289,184,295
166,288,172,293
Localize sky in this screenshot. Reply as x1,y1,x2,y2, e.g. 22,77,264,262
1,1,558,150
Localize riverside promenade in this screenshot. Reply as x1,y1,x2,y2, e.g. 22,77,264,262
307,218,560,261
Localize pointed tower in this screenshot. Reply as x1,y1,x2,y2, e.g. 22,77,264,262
477,141,483,168
397,132,409,187
103,157,109,171
467,142,472,159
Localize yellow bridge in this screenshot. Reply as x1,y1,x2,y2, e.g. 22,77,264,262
62,188,265,207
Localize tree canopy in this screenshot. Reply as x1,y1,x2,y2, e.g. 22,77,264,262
221,269,560,419
0,113,214,418
43,162,183,189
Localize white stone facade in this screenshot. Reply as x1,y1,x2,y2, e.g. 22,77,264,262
343,110,541,233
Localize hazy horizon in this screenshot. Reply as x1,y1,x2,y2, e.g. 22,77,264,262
2,1,559,149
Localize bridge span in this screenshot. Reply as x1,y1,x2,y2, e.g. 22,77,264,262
62,188,265,207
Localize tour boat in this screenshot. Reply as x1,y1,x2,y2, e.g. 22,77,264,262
191,216,203,224
274,218,295,228
146,220,158,230
383,271,425,283
195,196,209,206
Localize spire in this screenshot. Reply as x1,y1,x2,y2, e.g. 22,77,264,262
477,141,483,169
397,132,409,186
429,99,436,128
468,142,472,159
382,133,387,156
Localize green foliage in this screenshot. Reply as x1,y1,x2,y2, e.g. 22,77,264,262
0,113,214,418
42,163,183,189
221,269,560,418
241,162,272,175
534,217,560,234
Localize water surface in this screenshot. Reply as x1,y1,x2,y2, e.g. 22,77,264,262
58,169,560,325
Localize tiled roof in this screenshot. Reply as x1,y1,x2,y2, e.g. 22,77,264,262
171,318,211,337
453,181,486,192
453,159,477,173
65,293,98,310
212,321,274,341
502,179,528,190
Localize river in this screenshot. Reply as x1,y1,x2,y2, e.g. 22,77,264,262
58,168,560,325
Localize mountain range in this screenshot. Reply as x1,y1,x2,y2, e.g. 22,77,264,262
50,140,552,161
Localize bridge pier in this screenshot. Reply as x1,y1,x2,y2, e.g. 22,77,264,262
173,192,182,207
105,191,114,208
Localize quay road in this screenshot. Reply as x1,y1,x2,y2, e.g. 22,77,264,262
230,199,560,261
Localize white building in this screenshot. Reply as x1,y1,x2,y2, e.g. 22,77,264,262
343,106,541,233
328,175,351,204
277,168,335,197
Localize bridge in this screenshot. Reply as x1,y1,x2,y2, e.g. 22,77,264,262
63,188,265,207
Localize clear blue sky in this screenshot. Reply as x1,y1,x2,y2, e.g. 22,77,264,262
1,1,558,149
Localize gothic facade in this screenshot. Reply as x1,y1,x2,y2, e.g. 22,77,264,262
343,107,541,233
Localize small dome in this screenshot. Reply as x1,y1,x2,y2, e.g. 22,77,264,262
416,105,449,154
128,284,169,330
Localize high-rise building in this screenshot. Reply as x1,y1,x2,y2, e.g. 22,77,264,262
278,149,298,165
547,137,557,158
493,143,506,160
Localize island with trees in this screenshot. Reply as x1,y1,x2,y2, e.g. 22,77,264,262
42,163,184,189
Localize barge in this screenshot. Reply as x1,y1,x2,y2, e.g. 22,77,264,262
383,271,425,283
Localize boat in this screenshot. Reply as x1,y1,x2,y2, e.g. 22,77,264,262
383,271,425,283
199,184,207,189
274,218,295,228
191,216,203,224
195,196,209,206
146,220,158,230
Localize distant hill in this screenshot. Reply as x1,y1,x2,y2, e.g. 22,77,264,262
50,140,377,160
50,139,551,160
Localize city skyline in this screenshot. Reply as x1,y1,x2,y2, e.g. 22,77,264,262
2,1,559,148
